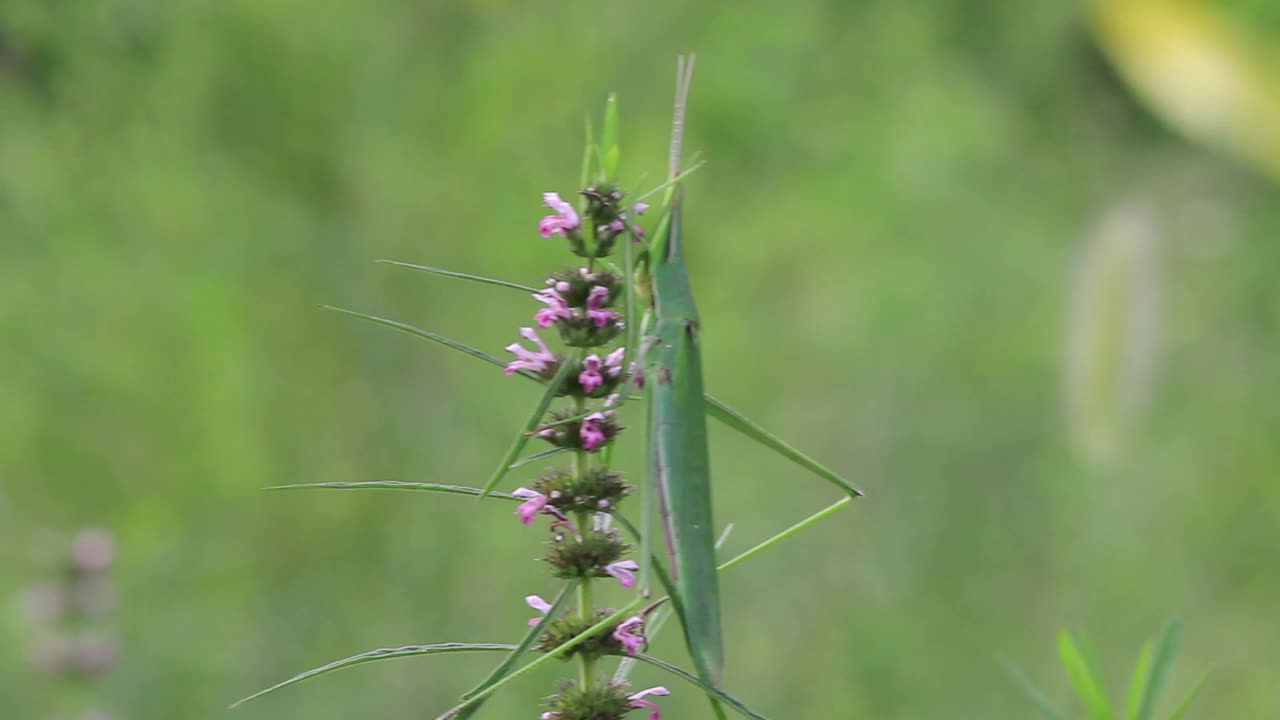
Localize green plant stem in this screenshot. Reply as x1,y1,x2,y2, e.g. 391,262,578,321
433,600,644,719
572,383,596,687
577,577,595,684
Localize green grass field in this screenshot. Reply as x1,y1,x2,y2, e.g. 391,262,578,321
3,2,1279,717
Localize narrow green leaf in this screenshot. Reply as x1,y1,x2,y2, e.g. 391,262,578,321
324,306,517,375
613,511,730,720
452,585,576,720
580,113,594,200
1058,631,1114,720
998,656,1067,720
633,654,769,720
1125,642,1154,720
602,93,620,180
230,643,513,708
376,260,538,293
264,481,518,500
462,584,573,699
1136,622,1182,720
478,358,576,499
705,395,864,497
328,307,857,506
614,521,733,685
1166,671,1209,720
432,599,644,719
508,446,568,470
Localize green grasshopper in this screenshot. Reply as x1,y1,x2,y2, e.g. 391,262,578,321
636,54,724,687
646,187,723,684
630,55,866,697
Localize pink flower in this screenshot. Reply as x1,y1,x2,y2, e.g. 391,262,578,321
512,488,550,525
605,347,625,378
633,202,650,215
579,355,605,393
525,594,553,626
72,528,116,573
533,288,574,328
580,412,608,451
541,714,560,720
539,192,580,237
629,686,671,719
612,616,646,655
505,327,558,375
586,286,615,327
604,560,639,588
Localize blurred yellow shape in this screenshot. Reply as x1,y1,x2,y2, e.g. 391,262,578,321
1090,0,1280,178
1065,200,1161,467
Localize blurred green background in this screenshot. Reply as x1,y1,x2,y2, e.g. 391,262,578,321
3,1,1279,717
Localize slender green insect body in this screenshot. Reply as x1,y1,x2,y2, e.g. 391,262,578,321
647,190,724,686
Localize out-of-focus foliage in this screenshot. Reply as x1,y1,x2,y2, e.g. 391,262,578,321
1090,0,1280,178
2,1,1278,718
1004,622,1208,720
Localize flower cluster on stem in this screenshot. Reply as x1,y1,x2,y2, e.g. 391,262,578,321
502,188,668,720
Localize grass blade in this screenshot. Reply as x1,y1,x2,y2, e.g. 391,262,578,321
230,643,514,708
998,655,1067,720
1166,671,1209,720
1058,631,1114,720
452,584,577,720
463,584,574,699
324,306,515,374
432,599,644,719
327,306,854,503
1125,642,1154,720
1136,621,1182,720
478,358,576,499
613,522,735,685
508,446,569,469
704,395,864,497
376,260,538,293
263,481,518,500
633,653,768,720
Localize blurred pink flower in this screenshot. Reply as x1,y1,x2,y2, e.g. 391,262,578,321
539,192,580,237
628,686,670,719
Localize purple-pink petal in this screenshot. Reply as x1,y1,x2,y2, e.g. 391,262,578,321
604,560,639,588
612,615,645,655
525,594,553,625
580,413,607,451
586,285,610,311
628,686,670,720
512,488,549,525
505,327,558,375
539,192,580,237
587,309,616,328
